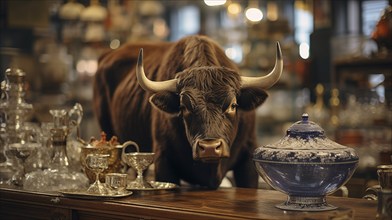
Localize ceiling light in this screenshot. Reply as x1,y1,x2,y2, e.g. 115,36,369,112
245,8,263,22
204,0,227,7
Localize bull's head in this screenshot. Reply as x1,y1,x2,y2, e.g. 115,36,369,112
136,43,283,162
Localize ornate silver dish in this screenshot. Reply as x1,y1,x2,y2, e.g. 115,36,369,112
127,181,178,191
60,189,133,199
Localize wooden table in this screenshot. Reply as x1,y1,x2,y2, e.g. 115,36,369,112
0,186,377,220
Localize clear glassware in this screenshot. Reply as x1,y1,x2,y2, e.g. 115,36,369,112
39,122,54,161
0,116,19,185
86,153,110,194
48,109,71,171
24,122,50,172
0,68,33,133
23,103,89,192
8,142,38,186
13,123,41,186
0,68,34,185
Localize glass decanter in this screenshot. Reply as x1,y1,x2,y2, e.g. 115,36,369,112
23,103,89,192
0,68,34,186
49,109,71,171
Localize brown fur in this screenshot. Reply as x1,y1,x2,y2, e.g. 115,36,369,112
93,35,267,188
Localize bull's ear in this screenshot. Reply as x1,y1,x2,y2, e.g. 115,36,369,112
149,92,180,114
237,87,268,111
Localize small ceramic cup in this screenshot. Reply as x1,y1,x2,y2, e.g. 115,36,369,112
105,173,128,195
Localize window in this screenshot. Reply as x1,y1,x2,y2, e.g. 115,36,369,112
362,0,388,36
170,6,200,41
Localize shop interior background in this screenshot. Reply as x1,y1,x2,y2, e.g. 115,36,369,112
0,0,391,197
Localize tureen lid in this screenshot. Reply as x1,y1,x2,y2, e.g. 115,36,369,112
286,113,325,139
253,113,359,163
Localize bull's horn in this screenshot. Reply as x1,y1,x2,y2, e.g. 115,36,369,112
136,48,177,93
241,42,283,89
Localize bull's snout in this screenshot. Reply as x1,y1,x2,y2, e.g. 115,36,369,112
195,138,229,161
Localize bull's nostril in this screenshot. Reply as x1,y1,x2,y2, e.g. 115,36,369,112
198,139,224,157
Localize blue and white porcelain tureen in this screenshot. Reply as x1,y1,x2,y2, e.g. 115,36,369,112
253,113,359,211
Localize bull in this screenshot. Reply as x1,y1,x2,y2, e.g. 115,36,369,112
93,35,283,189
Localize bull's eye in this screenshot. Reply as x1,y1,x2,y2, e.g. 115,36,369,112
180,93,194,117
226,103,238,114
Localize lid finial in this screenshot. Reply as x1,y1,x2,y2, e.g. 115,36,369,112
302,113,309,122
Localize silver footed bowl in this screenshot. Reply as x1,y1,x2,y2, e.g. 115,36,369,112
123,152,155,171
253,113,359,212
122,152,155,189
